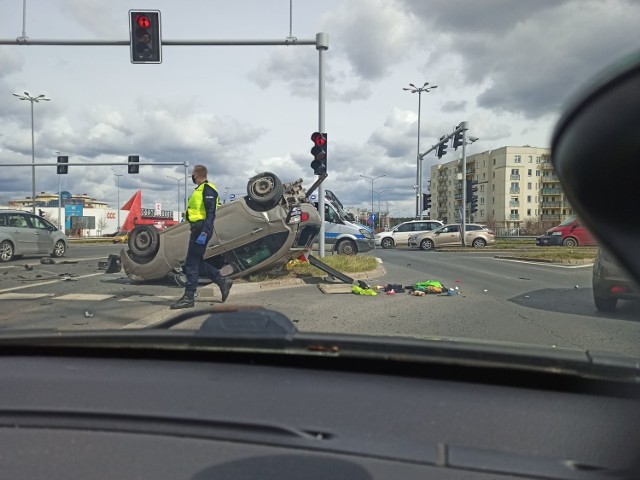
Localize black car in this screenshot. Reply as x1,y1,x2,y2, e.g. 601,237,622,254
592,247,640,312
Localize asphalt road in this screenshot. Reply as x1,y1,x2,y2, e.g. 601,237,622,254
0,244,639,358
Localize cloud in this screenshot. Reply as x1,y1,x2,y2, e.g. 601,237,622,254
400,0,640,118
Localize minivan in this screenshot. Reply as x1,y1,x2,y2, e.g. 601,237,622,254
535,216,597,247
0,209,68,262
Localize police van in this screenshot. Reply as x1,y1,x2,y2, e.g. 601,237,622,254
314,190,375,255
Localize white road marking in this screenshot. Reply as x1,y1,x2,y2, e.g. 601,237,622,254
0,272,104,294
55,293,114,301
0,293,55,300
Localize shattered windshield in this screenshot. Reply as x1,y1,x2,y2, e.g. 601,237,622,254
0,0,639,361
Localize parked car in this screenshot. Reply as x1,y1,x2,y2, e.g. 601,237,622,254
112,231,130,244
375,219,443,249
0,209,68,262
408,223,496,250
120,172,322,283
592,247,640,312
535,216,597,246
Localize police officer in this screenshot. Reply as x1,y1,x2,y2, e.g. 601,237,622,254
170,164,233,309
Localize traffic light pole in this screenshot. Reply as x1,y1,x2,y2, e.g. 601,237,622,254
316,33,328,258
461,122,468,247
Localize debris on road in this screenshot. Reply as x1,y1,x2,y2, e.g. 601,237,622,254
24,264,33,271
40,258,56,265
84,311,94,318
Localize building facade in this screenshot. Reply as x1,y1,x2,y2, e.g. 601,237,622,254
429,146,573,232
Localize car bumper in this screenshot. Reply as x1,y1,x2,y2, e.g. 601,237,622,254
356,239,376,253
536,235,563,246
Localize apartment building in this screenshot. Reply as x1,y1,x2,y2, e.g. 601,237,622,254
429,146,573,230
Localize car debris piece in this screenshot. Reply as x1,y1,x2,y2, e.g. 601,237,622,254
40,258,56,265
24,264,33,271
84,311,94,318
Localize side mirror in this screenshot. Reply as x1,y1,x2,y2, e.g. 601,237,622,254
552,51,640,284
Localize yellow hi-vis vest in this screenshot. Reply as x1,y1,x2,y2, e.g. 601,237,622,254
187,181,221,222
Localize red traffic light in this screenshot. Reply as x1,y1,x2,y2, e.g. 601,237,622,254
136,15,151,29
311,132,326,147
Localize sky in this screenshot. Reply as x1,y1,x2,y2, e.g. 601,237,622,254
1,0,639,217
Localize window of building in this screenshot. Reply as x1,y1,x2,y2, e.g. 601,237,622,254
514,155,521,163
527,209,532,216
492,158,496,165
528,169,532,176
528,156,533,163
527,182,532,189
527,195,532,203
511,169,519,176
536,171,541,177
536,156,541,163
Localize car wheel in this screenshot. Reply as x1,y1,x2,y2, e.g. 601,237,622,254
420,239,434,250
381,237,394,249
472,238,486,248
128,225,160,259
336,239,357,255
0,240,15,262
246,172,284,206
563,237,578,247
594,295,618,312
52,240,66,258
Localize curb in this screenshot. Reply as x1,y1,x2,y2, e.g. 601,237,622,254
494,255,594,265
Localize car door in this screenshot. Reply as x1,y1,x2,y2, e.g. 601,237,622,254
393,223,415,245
435,225,461,247
7,213,39,255
573,221,597,245
214,199,271,250
27,214,55,254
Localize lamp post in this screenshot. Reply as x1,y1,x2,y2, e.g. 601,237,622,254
166,175,182,220
360,174,386,232
114,174,123,230
373,189,389,231
403,82,437,218
13,92,51,214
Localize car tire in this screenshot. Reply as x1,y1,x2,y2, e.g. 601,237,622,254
594,295,618,312
420,239,434,250
336,239,357,255
128,225,160,259
472,238,486,248
381,237,394,249
0,240,15,262
52,240,66,258
563,237,578,247
246,172,284,206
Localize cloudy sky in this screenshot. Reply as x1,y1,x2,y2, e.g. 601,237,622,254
1,0,638,217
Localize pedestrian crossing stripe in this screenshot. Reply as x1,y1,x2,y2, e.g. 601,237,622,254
54,294,115,301
0,293,54,300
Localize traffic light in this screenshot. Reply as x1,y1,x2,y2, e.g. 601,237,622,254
466,179,478,214
56,155,68,175
422,193,431,211
436,135,448,158
129,10,162,64
128,155,140,174
310,132,327,175
453,128,464,150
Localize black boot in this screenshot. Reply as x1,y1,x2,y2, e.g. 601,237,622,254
217,278,233,303
170,294,195,309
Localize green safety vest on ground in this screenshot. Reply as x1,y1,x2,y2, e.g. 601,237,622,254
187,181,220,222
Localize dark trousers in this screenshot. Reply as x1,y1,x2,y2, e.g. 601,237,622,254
184,229,223,297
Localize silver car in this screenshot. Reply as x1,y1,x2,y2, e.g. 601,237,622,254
0,209,68,262
120,173,322,283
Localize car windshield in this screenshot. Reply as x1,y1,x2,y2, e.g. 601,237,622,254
558,216,577,227
1,0,639,365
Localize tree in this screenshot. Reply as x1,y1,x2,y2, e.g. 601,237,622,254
97,217,108,236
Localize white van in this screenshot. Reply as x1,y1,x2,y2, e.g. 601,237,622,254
314,190,375,255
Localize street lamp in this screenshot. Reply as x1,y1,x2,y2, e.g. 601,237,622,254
373,189,389,231
166,175,183,220
114,174,123,230
403,82,437,218
13,92,51,214
360,174,386,232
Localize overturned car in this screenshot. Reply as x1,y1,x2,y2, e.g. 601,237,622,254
120,172,322,283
